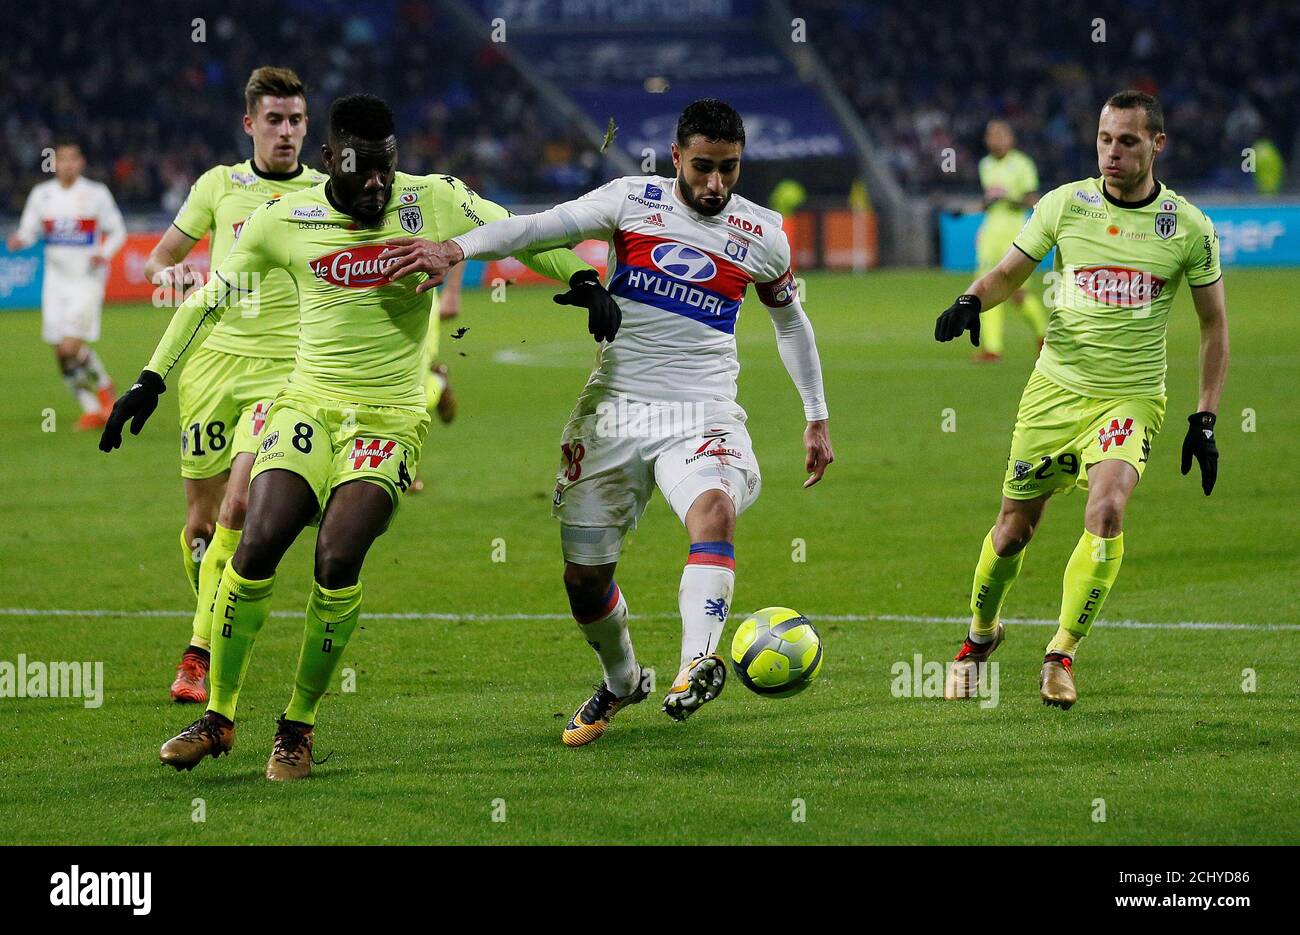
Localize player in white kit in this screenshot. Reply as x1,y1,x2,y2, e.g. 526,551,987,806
8,139,125,431
380,99,834,745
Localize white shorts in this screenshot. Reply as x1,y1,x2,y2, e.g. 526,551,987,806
553,400,762,565
41,279,104,344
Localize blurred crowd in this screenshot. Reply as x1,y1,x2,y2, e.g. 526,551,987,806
5,0,1297,216
1,0,607,214
804,0,1300,194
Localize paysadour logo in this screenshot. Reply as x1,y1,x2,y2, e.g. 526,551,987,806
50,866,151,915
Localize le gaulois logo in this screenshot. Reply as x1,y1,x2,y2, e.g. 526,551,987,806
1073,265,1166,307
310,245,396,288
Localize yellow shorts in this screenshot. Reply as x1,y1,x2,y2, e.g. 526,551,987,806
177,347,293,479
1002,369,1165,500
250,386,430,522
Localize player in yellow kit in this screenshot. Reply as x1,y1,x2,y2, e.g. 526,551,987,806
973,120,1047,362
934,91,1228,708
101,95,621,779
143,67,326,704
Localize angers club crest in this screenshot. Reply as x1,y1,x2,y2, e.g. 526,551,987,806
399,205,423,234
1154,212,1176,240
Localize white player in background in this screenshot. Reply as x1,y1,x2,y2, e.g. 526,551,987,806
8,138,126,430
380,98,834,746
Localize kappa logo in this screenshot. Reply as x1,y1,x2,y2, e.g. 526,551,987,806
1073,265,1166,307
650,242,717,283
1098,418,1135,452
399,205,423,234
260,430,279,452
351,438,397,469
310,245,396,288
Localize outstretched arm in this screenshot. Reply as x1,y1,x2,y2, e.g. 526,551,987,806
934,245,1038,345
759,274,833,487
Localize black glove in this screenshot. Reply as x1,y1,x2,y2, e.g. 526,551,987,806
554,269,621,343
1180,411,1218,496
99,369,165,452
934,294,982,346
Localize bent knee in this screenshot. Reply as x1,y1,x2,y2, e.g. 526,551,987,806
687,490,736,539
217,490,248,529
1085,496,1127,537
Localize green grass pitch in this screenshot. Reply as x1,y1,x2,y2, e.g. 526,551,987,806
0,269,1296,844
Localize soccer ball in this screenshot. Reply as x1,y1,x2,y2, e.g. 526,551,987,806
729,607,823,697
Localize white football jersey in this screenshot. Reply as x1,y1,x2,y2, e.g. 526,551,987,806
551,176,798,411
14,176,125,279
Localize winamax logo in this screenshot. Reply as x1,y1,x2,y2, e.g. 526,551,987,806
50,866,151,915
310,245,396,288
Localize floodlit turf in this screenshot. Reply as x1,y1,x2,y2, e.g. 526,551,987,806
0,270,1296,844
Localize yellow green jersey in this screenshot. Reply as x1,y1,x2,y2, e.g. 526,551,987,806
979,149,1038,226
1014,177,1221,399
172,160,328,359
148,172,591,409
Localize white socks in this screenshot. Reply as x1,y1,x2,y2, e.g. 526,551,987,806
576,584,639,697
678,542,736,669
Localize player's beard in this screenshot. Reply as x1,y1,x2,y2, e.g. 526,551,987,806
677,175,729,217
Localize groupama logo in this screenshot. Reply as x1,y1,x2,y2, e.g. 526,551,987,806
310,245,396,288
650,242,717,283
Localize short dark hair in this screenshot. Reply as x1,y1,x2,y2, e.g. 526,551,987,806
245,66,306,115
675,98,745,149
1105,90,1164,137
330,94,395,141
51,135,81,151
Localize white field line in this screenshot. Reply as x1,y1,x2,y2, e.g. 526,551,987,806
0,607,1296,632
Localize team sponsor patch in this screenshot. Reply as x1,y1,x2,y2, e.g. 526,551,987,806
1155,212,1176,240
230,170,257,186
399,205,423,234
351,438,397,469
260,430,279,452
310,245,395,288
291,206,327,220
651,242,717,283
400,192,418,204
726,215,764,236
1160,199,1178,213
1074,189,1102,205
250,401,269,437
1098,417,1135,452
1012,459,1032,481
644,183,663,201
1073,265,1166,307
685,434,742,465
